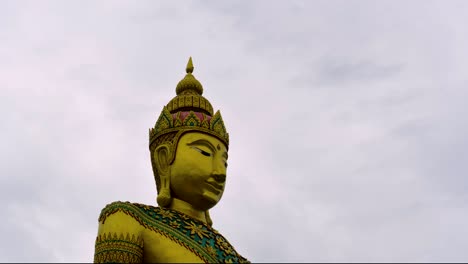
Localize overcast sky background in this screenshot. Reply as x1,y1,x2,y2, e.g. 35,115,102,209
1,0,468,262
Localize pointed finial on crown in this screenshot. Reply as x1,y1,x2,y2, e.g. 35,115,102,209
176,56,203,95
186,56,194,73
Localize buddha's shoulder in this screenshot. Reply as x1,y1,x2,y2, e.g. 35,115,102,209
98,201,159,224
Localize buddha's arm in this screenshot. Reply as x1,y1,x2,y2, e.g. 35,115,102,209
94,211,144,263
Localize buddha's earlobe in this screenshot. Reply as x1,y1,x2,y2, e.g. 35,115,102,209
155,144,172,207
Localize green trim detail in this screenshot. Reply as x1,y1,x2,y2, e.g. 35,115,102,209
99,201,249,263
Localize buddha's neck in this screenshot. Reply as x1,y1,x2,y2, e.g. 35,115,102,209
169,198,207,224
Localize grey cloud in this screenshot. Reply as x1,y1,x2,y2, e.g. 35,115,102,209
315,59,403,85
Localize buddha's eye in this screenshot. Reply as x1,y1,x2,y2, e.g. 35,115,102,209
191,147,211,157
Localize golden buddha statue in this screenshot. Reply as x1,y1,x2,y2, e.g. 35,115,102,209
93,58,250,263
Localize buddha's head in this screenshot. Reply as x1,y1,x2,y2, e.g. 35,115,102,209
149,58,229,213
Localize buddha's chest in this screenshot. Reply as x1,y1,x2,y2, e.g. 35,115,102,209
118,204,247,263
139,223,246,263
142,230,205,263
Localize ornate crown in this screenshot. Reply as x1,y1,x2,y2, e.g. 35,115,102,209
149,57,229,150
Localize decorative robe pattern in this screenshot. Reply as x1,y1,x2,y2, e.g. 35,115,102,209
94,201,249,263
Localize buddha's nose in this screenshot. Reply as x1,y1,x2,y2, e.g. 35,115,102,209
212,158,226,183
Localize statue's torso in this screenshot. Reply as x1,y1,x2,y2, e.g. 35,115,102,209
94,201,249,263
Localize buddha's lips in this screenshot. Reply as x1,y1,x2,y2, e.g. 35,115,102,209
206,181,223,194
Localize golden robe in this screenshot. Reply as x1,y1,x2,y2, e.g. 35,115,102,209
94,201,249,263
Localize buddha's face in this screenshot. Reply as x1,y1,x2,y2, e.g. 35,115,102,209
170,132,228,211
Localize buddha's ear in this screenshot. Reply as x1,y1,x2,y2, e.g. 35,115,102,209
154,144,172,207
154,144,171,175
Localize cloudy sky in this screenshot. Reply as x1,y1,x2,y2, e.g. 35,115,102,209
1,0,468,262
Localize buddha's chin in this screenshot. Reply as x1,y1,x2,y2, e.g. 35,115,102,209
199,191,221,210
